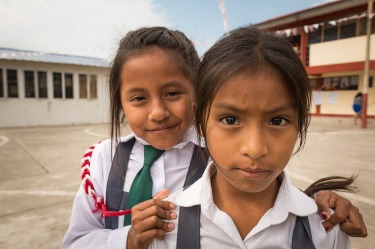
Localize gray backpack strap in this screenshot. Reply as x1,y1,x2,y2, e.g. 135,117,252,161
292,216,316,249
176,205,201,249
105,137,136,229
177,146,207,249
183,145,208,187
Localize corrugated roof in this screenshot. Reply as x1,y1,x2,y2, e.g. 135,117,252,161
0,47,109,68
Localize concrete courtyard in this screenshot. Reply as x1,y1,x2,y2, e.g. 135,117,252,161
0,117,374,249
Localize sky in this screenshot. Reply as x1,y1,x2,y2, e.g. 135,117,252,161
0,0,335,61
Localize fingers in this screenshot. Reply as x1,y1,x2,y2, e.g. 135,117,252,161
127,226,166,249
132,198,176,221
339,206,368,237
154,189,170,200
315,190,334,220
316,191,368,237
133,214,175,233
315,190,350,231
127,198,178,249
326,196,351,226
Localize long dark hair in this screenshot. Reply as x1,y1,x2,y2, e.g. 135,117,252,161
194,25,357,196
109,26,200,144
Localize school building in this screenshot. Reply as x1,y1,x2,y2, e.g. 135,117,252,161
0,47,110,127
254,0,375,120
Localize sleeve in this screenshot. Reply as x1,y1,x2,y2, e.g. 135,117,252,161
62,141,131,249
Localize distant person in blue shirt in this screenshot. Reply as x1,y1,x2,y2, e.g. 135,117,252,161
352,92,363,125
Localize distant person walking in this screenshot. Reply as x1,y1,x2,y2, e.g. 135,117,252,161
353,92,363,125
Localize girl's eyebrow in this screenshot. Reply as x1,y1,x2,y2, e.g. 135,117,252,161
126,81,188,92
124,87,145,94
263,104,295,115
161,81,189,89
213,102,295,115
212,102,247,114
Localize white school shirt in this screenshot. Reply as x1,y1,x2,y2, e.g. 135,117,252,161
62,127,200,249
148,164,350,249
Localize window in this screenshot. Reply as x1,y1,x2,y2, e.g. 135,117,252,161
90,75,97,99
323,22,338,42
38,71,48,98
53,72,63,98
320,75,359,91
359,15,375,35
308,26,322,44
7,69,18,98
349,76,359,90
79,74,87,98
340,20,356,39
0,69,3,97
65,73,73,98
24,71,35,98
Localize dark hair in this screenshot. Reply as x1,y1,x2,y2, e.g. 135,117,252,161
304,175,358,197
194,26,357,195
194,26,311,153
109,26,200,143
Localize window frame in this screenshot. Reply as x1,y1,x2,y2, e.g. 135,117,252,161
24,70,36,98
7,69,18,98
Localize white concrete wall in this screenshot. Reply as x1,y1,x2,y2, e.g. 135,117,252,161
309,34,375,66
0,60,110,127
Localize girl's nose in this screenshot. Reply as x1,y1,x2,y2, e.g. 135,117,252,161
240,127,268,161
148,100,170,121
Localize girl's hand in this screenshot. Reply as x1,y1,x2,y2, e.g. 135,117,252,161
126,189,177,249
314,190,367,237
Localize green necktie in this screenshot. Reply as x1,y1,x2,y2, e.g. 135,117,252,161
124,145,164,225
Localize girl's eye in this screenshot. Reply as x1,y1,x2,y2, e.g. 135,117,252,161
130,96,146,102
220,116,240,125
270,117,287,126
165,91,181,97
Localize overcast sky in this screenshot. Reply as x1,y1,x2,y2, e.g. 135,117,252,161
0,0,335,61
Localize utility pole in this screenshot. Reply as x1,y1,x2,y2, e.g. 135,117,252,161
362,0,373,128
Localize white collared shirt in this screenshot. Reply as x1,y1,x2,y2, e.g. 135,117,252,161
148,164,350,249
63,127,200,249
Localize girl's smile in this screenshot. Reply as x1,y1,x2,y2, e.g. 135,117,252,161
120,47,194,150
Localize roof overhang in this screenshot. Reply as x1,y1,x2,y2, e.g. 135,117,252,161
254,0,370,31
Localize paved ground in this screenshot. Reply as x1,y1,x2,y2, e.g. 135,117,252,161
0,117,374,249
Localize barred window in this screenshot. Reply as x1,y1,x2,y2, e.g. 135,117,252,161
7,69,18,98
90,75,97,99
38,71,48,98
79,74,87,98
65,73,73,98
53,72,63,98
24,71,35,98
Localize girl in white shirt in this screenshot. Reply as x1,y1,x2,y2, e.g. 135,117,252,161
63,26,366,249
148,26,359,248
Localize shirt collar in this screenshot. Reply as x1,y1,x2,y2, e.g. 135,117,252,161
174,164,317,220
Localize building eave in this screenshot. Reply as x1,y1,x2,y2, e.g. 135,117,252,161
254,0,369,31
